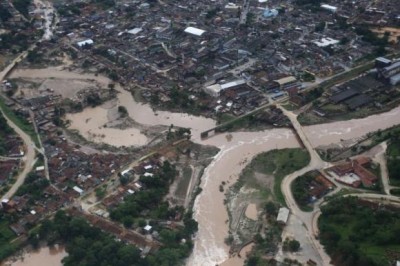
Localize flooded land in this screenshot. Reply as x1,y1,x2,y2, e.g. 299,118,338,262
188,129,300,266
2,246,66,266
8,67,400,266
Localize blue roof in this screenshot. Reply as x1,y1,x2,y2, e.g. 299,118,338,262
263,8,278,18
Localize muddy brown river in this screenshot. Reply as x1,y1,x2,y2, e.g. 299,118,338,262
2,246,66,266
9,68,400,266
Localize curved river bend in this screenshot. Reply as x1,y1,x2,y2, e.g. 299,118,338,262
9,68,400,265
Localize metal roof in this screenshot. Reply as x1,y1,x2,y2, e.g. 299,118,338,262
184,27,206,36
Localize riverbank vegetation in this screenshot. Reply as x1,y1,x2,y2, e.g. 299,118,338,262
35,209,197,266
319,197,400,266
36,211,145,265
109,161,198,265
226,148,310,265
233,148,310,205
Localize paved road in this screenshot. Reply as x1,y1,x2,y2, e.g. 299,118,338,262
0,156,21,161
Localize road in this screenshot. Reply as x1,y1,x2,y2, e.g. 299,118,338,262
0,52,38,200
278,105,333,265
373,141,396,195
0,108,37,200
278,104,400,265
0,0,56,199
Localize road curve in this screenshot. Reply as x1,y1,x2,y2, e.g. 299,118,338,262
0,107,37,200
0,0,58,200
278,106,333,265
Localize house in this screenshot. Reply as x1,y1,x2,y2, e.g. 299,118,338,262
9,223,26,236
184,27,206,37
276,207,290,225
274,76,298,90
328,157,378,188
77,39,94,48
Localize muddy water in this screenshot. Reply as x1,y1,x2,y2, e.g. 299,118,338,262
187,129,300,266
220,243,254,266
304,106,400,147
66,106,148,147
10,67,400,265
3,246,66,266
10,68,216,145
116,88,216,143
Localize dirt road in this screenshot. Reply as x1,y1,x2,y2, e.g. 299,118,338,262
0,110,37,200
373,142,394,195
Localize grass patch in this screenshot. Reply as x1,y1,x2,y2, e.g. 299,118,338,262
0,97,40,147
390,188,400,196
175,165,193,199
281,102,298,111
234,148,310,206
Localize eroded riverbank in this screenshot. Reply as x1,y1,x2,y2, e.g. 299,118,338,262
8,67,400,266
188,130,300,266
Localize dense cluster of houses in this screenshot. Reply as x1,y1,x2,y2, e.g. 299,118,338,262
30,0,397,119
327,157,379,188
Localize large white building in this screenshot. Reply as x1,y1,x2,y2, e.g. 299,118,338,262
203,79,246,97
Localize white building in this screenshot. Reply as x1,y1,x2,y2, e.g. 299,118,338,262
313,37,339,47
321,4,337,13
73,186,84,195
184,27,206,37
127,28,142,35
277,207,290,224
77,39,94,47
203,79,246,97
35,166,45,172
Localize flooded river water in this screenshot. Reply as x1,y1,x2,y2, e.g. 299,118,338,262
2,246,66,266
9,68,400,266
187,129,300,266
